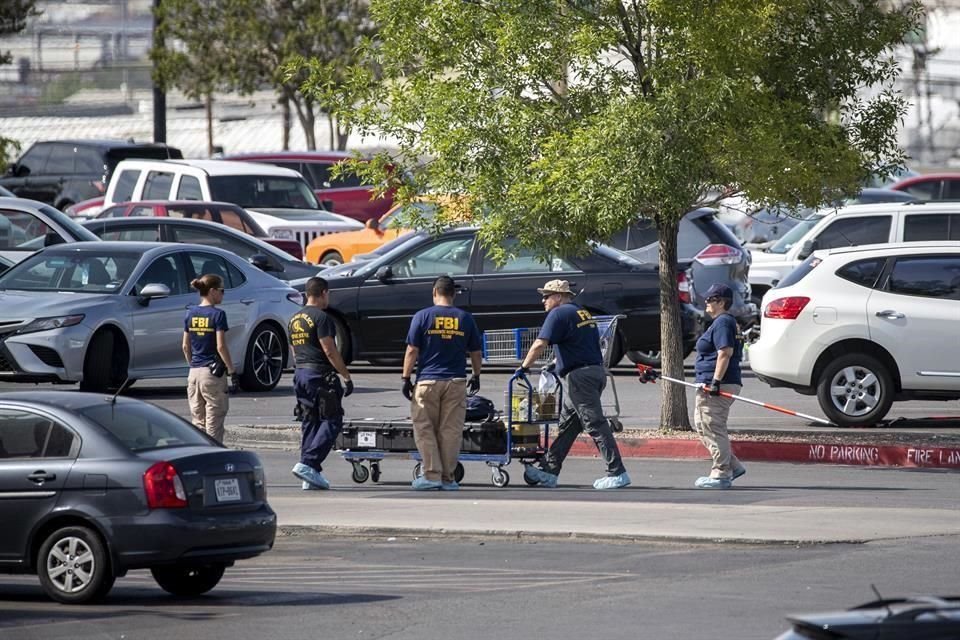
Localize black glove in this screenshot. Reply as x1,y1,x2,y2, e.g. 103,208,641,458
228,373,240,394
402,377,414,401
467,374,480,396
514,366,530,378
343,379,354,397
709,379,722,396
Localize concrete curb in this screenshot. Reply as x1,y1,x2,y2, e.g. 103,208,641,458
226,424,960,471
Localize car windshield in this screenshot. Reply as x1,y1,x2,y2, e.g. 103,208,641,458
78,401,214,451
36,203,101,242
208,175,320,210
767,216,823,254
0,250,140,293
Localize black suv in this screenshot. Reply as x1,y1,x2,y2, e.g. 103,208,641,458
0,140,182,211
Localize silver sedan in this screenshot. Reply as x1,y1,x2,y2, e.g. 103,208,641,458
0,241,302,392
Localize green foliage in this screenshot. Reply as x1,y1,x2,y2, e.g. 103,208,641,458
0,1,37,169
332,0,920,261
152,0,377,150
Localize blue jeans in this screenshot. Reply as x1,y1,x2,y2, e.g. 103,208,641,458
542,365,625,477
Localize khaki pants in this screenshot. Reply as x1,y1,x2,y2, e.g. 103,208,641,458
411,379,466,483
187,367,229,443
694,384,744,480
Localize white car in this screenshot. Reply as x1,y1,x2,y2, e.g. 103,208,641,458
749,242,960,427
104,159,363,254
748,201,960,308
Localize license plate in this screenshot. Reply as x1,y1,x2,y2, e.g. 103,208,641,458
358,431,376,447
214,478,241,502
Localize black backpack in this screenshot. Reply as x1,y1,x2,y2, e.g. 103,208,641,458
465,395,497,422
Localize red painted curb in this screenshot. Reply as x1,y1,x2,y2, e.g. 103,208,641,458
569,437,960,470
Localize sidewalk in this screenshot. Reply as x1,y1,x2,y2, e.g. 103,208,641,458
228,422,960,471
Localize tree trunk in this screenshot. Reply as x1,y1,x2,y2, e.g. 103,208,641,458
204,92,214,157
657,215,692,431
333,116,350,151
302,104,316,150
328,113,336,151
281,94,291,151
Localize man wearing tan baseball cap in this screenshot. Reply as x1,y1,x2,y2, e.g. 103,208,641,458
517,279,630,490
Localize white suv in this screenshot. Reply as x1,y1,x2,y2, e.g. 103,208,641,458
104,159,362,253
748,201,960,307
749,242,960,427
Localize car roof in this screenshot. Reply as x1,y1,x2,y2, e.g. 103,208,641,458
114,158,301,177
892,172,960,186
226,151,355,161
0,390,138,411
34,139,178,150
109,200,245,209
818,241,960,259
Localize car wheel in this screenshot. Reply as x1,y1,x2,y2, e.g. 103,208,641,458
627,350,661,368
151,563,226,597
239,323,285,392
816,353,894,427
320,251,344,267
38,526,115,604
79,331,119,392
331,315,352,363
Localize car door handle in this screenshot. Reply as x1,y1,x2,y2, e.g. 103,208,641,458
241,298,255,305
875,310,905,319
454,286,469,293
27,471,56,484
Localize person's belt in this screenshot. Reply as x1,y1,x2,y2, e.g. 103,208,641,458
297,362,334,373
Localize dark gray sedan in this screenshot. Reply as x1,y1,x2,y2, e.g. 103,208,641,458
0,391,276,603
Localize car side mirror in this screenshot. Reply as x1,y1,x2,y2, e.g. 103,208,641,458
365,218,377,230
249,254,279,272
10,163,29,178
321,198,335,211
375,265,393,282
798,239,817,260
136,283,170,306
43,232,64,247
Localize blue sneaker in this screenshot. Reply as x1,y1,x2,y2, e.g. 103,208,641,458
411,476,442,490
292,462,330,490
695,476,732,489
302,480,322,491
440,481,460,491
731,467,747,482
523,465,558,488
593,472,631,490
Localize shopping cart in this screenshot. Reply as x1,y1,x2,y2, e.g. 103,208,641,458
481,314,625,431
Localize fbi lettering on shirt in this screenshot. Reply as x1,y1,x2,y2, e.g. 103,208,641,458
289,313,315,346
575,309,596,328
189,315,213,337
427,315,465,340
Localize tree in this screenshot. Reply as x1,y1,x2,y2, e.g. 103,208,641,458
0,0,39,169
152,0,376,152
302,0,920,429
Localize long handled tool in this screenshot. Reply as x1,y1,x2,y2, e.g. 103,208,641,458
636,364,834,426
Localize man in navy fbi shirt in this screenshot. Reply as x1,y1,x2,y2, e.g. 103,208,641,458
402,276,483,491
518,279,630,489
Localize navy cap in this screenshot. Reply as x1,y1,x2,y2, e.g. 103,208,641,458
704,283,733,300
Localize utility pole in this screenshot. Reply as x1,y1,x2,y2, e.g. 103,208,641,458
152,0,167,143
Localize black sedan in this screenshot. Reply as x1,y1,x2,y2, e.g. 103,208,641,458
81,216,324,285
0,392,276,603
321,227,698,364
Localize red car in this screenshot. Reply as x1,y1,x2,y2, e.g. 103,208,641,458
97,200,304,259
890,172,960,201
224,151,393,223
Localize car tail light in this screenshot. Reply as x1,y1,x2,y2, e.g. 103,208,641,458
678,270,691,304
694,244,741,266
764,296,810,320
143,461,187,509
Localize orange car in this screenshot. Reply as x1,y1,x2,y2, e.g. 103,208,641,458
305,198,468,266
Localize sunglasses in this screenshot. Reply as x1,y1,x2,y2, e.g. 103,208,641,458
542,293,557,301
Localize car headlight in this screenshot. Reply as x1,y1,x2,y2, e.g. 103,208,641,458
271,229,295,240
17,315,85,335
